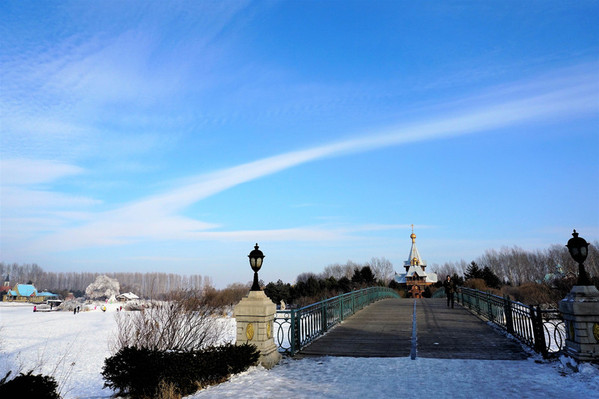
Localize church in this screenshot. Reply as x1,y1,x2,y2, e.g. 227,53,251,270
394,227,438,298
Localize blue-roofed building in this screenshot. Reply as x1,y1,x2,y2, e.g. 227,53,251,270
3,283,57,303
38,291,59,298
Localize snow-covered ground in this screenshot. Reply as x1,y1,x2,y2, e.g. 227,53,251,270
1,302,597,399
0,301,143,398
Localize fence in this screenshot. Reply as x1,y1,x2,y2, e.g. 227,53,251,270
273,287,400,356
457,287,565,357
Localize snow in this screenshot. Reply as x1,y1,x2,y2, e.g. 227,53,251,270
85,275,120,300
0,302,123,398
192,357,599,399
1,302,598,399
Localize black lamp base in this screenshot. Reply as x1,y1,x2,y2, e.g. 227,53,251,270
251,271,261,291
577,263,592,286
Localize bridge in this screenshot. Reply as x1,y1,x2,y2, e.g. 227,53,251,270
298,298,526,359
274,287,565,359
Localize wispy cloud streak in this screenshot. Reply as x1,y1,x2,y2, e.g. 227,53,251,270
13,67,599,252
137,68,598,211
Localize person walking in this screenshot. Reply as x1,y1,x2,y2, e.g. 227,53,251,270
443,275,455,308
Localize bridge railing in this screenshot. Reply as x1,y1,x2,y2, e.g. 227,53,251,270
274,287,400,356
457,287,565,358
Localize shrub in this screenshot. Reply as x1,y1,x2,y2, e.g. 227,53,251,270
422,286,432,298
464,278,489,291
113,290,227,352
424,286,438,298
501,282,559,306
203,283,249,308
102,344,259,398
0,371,60,399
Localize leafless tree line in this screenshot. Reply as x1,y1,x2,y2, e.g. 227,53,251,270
3,241,597,298
431,242,599,285
0,262,209,298
319,257,395,284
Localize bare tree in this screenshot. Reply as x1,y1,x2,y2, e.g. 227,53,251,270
367,257,394,284
112,290,227,353
322,261,360,280
295,272,319,284
431,261,464,280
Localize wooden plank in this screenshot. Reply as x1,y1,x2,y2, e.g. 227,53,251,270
416,298,528,360
298,298,412,357
297,298,529,360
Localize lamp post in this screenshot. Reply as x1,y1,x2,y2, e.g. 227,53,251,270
559,229,599,362
234,242,280,368
566,230,591,286
248,243,265,291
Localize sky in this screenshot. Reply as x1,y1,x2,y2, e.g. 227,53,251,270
1,1,598,288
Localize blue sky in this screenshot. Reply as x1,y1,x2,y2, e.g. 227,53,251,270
1,1,598,288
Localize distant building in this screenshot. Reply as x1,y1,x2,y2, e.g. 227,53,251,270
116,292,139,302
394,227,437,298
0,275,10,296
538,264,575,285
3,283,58,303
38,291,60,299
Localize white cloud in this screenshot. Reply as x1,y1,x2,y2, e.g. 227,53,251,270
0,2,252,163
3,65,597,255
0,159,100,248
1,187,100,212
1,158,85,185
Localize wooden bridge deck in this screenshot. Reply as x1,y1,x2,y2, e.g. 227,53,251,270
298,298,528,360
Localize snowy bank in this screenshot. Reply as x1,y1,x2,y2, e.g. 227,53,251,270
1,302,597,399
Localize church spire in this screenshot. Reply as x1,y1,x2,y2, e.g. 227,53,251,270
395,225,438,291
405,225,426,271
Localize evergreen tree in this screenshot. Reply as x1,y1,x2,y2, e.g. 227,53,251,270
360,266,376,284
464,261,483,280
338,277,352,293
264,280,291,304
481,266,502,288
351,268,363,284
305,276,321,298
451,273,464,287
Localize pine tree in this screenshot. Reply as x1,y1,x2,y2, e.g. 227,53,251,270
360,266,376,284
481,266,502,288
464,261,483,280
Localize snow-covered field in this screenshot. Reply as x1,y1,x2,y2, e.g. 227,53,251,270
1,302,598,399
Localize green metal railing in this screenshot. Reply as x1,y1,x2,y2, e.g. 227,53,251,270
457,287,565,358
274,287,400,356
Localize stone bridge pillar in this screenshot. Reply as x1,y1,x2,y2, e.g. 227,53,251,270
559,285,599,362
234,290,281,369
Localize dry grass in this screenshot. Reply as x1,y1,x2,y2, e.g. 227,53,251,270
154,380,181,399
463,278,498,293
500,282,565,307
